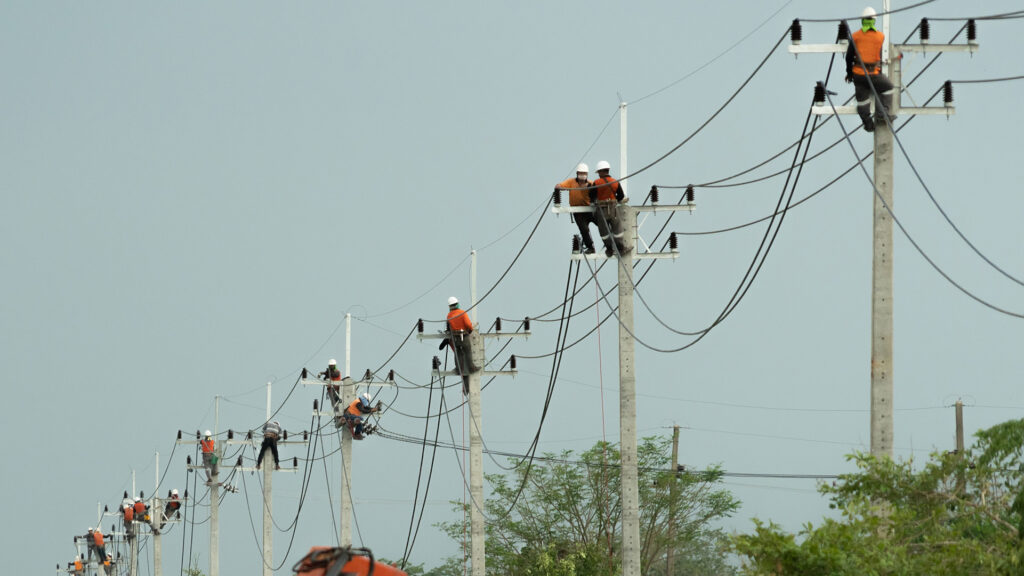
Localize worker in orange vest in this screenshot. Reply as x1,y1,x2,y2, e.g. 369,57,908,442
344,393,381,439
89,527,107,562
133,497,149,523
103,553,115,576
555,163,596,254
71,556,84,574
201,430,218,484
442,296,478,392
591,161,628,257
122,503,135,537
160,489,182,529
845,6,895,132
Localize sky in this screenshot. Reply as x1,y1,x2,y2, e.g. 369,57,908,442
3,1,1023,574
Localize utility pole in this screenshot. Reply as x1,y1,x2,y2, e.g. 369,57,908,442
152,453,161,576
223,387,306,576
789,4,978,459
301,315,396,547
955,399,965,494
553,182,692,576
667,425,679,576
416,258,530,576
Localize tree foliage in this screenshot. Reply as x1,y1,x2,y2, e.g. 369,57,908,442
437,436,739,576
732,418,1024,575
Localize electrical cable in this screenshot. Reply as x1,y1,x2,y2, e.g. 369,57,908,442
401,370,445,568
823,90,1024,318
798,0,937,22
951,75,1024,84
401,373,437,567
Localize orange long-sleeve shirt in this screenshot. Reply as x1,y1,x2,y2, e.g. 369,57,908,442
557,177,592,207
447,309,473,332
592,175,621,202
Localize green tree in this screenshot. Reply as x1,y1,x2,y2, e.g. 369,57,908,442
732,418,1024,575
437,436,739,576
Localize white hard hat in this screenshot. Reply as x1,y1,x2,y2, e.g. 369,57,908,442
135,497,141,502
576,163,589,173
328,358,337,366
596,160,611,172
861,6,877,18
447,296,459,306
171,489,179,496
88,527,93,531
361,392,371,401
204,430,212,437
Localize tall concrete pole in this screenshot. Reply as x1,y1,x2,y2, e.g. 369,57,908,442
129,526,139,576
870,31,896,459
262,382,274,576
153,452,162,576
211,396,220,576
619,205,641,576
467,332,485,576
340,313,353,547
955,400,964,454
619,101,628,197
667,425,679,576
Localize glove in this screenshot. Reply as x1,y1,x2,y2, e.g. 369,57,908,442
376,401,383,410
438,338,450,350
845,73,853,83
615,189,624,202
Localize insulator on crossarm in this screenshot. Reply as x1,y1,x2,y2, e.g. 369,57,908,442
669,232,678,252
432,356,441,370
364,369,372,381
303,430,308,441
523,317,531,331
685,185,695,204
495,317,502,332
790,19,802,45
236,457,242,467
177,430,182,440
388,369,395,381
967,19,977,44
510,355,517,370
572,235,581,254
837,21,850,43
650,185,659,204
813,82,826,106
227,430,233,440
417,319,424,333
283,430,288,440
313,399,319,410
124,490,129,499
139,490,144,499
186,456,192,465
553,187,562,206
293,457,298,467
104,505,108,513
301,368,307,379
195,430,200,440
920,18,930,43
943,81,953,107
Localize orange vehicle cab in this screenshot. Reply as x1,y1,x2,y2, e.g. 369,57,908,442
293,547,407,576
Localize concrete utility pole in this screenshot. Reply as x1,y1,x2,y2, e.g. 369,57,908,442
553,185,694,576
667,425,680,576
224,389,307,576
789,3,978,459
301,315,396,547
417,271,530,576
153,453,162,576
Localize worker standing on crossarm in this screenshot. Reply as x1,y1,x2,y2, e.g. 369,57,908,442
160,489,182,529
319,358,343,406
122,503,135,537
133,497,149,523
91,527,107,563
442,296,477,392
555,163,596,254
591,161,628,257
845,6,895,133
256,420,282,470
71,556,84,574
344,392,381,439
201,430,218,484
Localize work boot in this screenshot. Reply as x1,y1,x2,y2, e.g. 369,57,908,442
583,245,596,255
862,117,875,133
605,246,615,257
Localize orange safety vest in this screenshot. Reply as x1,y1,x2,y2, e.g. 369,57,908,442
446,309,473,332
93,531,104,547
74,559,83,571
134,501,146,515
851,29,884,75
346,399,363,417
201,438,215,453
592,175,621,202
557,177,591,207
124,506,134,523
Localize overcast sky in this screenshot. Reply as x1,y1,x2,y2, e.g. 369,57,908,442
4,1,1023,574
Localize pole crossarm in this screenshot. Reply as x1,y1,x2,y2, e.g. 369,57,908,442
416,331,531,340
897,43,978,54
432,369,518,378
301,376,396,389
788,43,849,54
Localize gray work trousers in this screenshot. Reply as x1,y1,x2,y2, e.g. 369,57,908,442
593,201,626,253
853,73,894,126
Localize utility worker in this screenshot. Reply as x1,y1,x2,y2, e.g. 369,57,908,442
555,163,596,254
442,296,477,392
845,6,895,132
160,489,182,529
133,497,149,522
201,430,218,484
84,527,97,560
122,503,135,537
319,358,343,407
103,553,115,576
72,556,84,574
591,161,628,257
91,527,107,563
256,420,282,470
344,392,381,439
